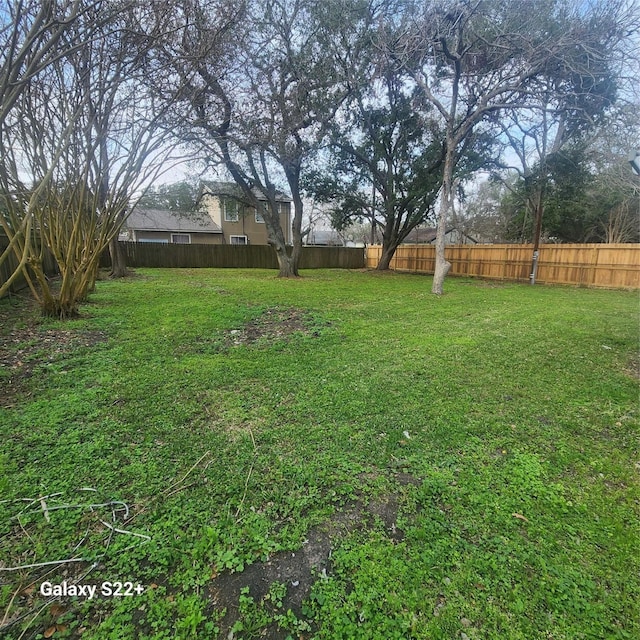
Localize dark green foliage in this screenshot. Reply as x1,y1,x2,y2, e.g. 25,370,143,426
308,83,445,229
504,144,640,243
137,181,200,213
306,65,494,267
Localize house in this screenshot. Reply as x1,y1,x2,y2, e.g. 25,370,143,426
122,208,223,244
123,181,293,245
198,181,292,245
402,227,480,245
304,228,344,246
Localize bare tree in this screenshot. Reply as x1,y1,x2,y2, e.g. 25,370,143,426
0,0,99,126
394,0,635,293
457,178,514,243
0,1,178,316
603,200,639,243
589,108,640,243
140,0,366,276
0,0,97,298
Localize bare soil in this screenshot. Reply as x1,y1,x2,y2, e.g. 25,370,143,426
208,472,419,639
185,308,329,356
0,299,106,408
224,308,326,348
624,354,640,380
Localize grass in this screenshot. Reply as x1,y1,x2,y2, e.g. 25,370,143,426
0,268,638,639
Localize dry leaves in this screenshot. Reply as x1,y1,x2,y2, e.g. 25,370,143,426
512,513,529,523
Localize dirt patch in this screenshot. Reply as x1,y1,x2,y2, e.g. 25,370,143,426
624,354,640,380
0,312,107,407
185,308,330,355
225,308,327,348
208,474,416,638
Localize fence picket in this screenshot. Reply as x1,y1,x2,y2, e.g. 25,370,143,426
366,243,640,288
101,242,365,271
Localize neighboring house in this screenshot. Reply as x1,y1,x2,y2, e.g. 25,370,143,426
199,181,292,245
122,208,223,244
304,228,344,246
402,227,480,245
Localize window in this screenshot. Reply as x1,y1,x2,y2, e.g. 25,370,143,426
139,238,169,244
256,201,289,221
171,233,191,244
224,198,239,222
230,235,248,245
279,202,288,214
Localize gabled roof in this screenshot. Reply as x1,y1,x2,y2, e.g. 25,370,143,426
200,180,292,203
402,227,479,244
125,208,222,233
305,229,344,246
403,227,437,243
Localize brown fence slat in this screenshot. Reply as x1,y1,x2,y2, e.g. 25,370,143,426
98,242,365,271
365,243,640,289
2,241,365,298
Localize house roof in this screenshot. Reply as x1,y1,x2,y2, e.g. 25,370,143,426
200,180,292,203
402,227,479,244
305,229,344,246
403,228,437,243
125,208,222,233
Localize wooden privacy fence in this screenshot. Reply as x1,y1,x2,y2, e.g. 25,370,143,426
100,242,365,270
366,243,640,289
0,237,58,299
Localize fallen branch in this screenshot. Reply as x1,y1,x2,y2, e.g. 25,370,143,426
235,429,258,522
163,450,212,496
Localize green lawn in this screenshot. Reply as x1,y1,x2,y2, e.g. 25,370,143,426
1,269,638,639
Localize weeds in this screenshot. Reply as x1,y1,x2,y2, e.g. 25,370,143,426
0,269,637,638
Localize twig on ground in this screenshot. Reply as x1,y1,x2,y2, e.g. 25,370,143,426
1,488,147,636
234,460,256,522
97,520,151,541
235,429,258,522
165,482,197,498
0,558,86,572
38,499,50,523
163,450,212,496
1,491,147,573
1,584,22,627
16,516,34,545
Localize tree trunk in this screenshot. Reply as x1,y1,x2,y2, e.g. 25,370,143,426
377,205,401,270
265,215,298,278
529,196,544,285
109,237,128,278
274,244,297,277
376,242,398,270
284,165,304,277
40,271,80,319
289,231,302,276
288,195,303,277
431,231,451,294
432,153,454,295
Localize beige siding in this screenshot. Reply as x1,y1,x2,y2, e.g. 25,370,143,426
203,196,223,227
202,194,291,245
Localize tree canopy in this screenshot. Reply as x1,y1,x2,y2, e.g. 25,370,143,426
1,0,637,309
